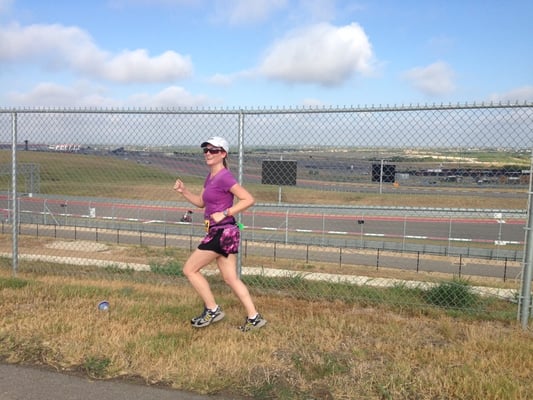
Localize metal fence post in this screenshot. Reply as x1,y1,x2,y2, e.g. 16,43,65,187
237,110,244,278
285,209,289,244
11,112,18,276
518,149,533,329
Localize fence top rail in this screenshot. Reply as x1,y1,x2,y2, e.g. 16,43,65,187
1,101,532,115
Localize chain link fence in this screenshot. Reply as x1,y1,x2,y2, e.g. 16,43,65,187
1,103,532,324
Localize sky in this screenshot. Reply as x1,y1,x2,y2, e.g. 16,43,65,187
0,0,532,109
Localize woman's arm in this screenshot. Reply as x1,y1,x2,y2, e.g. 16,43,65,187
229,183,255,215
211,183,254,223
173,179,205,208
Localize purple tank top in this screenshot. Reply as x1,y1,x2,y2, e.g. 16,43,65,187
202,168,237,225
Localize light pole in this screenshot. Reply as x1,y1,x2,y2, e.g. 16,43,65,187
357,217,365,247
494,212,506,259
379,159,384,194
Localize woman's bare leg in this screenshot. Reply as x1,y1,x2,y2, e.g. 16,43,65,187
217,254,258,318
183,249,219,310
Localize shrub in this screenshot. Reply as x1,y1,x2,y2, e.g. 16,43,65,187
425,278,478,309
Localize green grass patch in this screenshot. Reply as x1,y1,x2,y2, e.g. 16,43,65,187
142,331,193,357
244,272,515,319
150,259,184,277
0,150,175,198
82,356,112,378
0,276,30,290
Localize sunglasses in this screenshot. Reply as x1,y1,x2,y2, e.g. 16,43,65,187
203,147,224,154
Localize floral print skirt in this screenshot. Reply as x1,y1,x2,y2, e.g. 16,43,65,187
198,224,240,257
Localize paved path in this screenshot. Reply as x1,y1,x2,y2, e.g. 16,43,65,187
0,363,232,400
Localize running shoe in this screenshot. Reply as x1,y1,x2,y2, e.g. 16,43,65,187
239,313,267,332
191,306,225,328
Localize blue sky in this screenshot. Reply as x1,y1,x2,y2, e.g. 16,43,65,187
0,0,532,109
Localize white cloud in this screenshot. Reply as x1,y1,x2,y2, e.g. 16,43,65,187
213,0,287,25
127,86,211,108
6,82,121,108
402,61,456,96
488,85,533,103
5,82,211,108
0,22,193,83
97,50,192,83
258,23,374,86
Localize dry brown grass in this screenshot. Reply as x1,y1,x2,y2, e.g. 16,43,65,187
1,259,532,399
1,149,527,209
126,182,528,209
252,185,528,209
1,150,531,398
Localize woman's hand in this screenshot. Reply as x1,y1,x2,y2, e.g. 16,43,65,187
173,179,184,193
174,179,205,209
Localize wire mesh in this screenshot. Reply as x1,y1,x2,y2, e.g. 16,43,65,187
0,103,531,319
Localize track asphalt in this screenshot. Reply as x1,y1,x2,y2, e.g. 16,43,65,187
0,363,234,400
